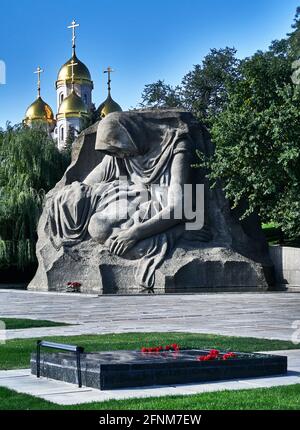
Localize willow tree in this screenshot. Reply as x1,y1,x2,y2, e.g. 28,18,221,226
0,123,69,271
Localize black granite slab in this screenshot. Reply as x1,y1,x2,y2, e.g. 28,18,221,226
30,349,287,390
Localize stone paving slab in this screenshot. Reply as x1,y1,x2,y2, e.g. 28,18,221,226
0,290,300,341
0,350,299,405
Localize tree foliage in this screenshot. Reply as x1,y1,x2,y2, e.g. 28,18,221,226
181,47,240,124
0,124,69,269
206,84,300,237
140,80,182,109
80,104,98,131
140,48,240,126
64,125,76,156
203,12,300,238
141,8,300,239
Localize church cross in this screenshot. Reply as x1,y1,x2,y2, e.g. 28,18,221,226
68,19,80,55
34,66,44,98
104,66,114,94
68,58,78,90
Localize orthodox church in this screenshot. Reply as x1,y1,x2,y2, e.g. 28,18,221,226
24,20,122,151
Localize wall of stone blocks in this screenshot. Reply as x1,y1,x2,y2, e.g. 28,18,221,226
269,245,300,289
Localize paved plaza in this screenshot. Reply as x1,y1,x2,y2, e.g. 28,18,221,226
0,289,299,341
1,289,300,404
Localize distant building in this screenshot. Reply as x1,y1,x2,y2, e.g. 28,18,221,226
0,60,6,85
97,66,122,119
24,66,56,133
24,20,122,151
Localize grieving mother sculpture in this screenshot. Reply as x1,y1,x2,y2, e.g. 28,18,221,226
29,110,274,294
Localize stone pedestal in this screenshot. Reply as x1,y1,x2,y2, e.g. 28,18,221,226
28,241,272,294
30,349,287,390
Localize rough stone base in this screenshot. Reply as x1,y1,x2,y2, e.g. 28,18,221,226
28,241,273,294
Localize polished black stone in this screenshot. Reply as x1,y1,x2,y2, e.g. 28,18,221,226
30,349,287,390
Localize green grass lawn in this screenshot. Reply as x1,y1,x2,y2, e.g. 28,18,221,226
0,332,299,410
0,318,68,330
0,331,299,371
0,384,300,410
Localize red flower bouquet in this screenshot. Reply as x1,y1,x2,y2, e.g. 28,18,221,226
141,343,180,353
66,282,81,292
197,349,237,362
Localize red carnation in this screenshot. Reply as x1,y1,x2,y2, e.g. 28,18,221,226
141,347,148,353
171,343,180,351
197,356,206,361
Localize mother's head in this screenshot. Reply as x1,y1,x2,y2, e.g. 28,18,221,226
95,110,192,159
95,112,140,158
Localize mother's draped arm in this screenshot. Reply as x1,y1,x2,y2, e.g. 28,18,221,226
133,150,191,241
83,155,120,186
109,147,192,258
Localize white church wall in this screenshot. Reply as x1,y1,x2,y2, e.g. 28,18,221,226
56,116,82,151
56,82,93,112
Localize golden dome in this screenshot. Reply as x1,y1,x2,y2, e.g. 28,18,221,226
24,96,55,126
56,54,92,87
57,90,89,119
98,94,122,118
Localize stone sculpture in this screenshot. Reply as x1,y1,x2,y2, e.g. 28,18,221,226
28,110,274,293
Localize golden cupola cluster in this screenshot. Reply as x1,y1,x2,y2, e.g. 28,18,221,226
24,66,56,130
98,93,122,118
24,97,55,126
56,54,92,87
57,90,89,119
23,19,122,149
98,67,122,118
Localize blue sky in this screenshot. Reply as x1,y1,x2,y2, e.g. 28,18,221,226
0,0,299,127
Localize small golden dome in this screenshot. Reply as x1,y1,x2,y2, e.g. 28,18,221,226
98,94,122,118
57,90,88,119
24,96,55,125
56,54,92,87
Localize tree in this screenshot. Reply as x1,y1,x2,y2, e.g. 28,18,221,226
181,47,240,124
140,7,300,238
139,48,240,126
200,9,300,237
140,80,182,109
236,48,292,112
80,104,98,131
288,6,300,58
65,125,76,155
202,45,300,237
0,123,69,271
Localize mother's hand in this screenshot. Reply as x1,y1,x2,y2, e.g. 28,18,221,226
109,227,139,256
